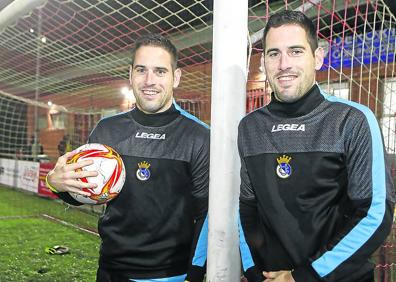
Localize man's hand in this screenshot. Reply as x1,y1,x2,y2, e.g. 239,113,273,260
263,270,295,282
46,151,98,196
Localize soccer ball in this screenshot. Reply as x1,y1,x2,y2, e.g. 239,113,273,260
67,143,126,205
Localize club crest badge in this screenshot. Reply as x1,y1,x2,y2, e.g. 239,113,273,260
136,161,151,181
276,155,292,179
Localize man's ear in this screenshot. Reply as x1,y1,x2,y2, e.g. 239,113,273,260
173,68,182,88
260,53,266,76
129,65,133,84
314,47,325,70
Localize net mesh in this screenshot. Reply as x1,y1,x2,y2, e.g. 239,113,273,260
0,0,395,278
0,0,213,110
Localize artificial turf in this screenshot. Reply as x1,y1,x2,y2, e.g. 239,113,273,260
0,186,100,281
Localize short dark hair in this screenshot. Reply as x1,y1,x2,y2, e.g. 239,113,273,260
262,10,318,54
131,33,178,70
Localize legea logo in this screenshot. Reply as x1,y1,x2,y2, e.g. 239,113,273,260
271,124,305,132
135,132,166,140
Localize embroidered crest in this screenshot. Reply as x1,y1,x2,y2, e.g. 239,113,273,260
136,161,151,181
276,155,292,179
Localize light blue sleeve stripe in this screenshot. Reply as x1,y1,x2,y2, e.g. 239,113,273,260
173,100,209,129
192,215,208,266
312,89,387,277
238,215,255,271
173,100,209,266
131,274,186,282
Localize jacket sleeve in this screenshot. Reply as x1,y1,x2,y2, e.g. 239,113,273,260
293,106,395,282
185,130,209,282
52,191,84,206
238,126,265,282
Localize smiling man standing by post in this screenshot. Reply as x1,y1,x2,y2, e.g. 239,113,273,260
238,10,394,282
46,34,209,282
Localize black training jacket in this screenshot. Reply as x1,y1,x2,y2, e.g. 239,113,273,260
238,84,395,282
56,103,209,281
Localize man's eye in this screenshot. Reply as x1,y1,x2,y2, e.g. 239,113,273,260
155,69,166,76
291,50,303,56
135,68,146,73
268,52,279,58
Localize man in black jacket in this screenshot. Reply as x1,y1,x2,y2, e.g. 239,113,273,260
46,34,209,282
238,10,394,282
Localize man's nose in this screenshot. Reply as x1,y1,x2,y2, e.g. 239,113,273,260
279,53,291,70
145,70,155,84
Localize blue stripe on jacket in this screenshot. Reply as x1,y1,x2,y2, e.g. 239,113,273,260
312,90,387,277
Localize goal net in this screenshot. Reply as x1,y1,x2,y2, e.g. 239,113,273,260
0,0,213,161
0,0,395,279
